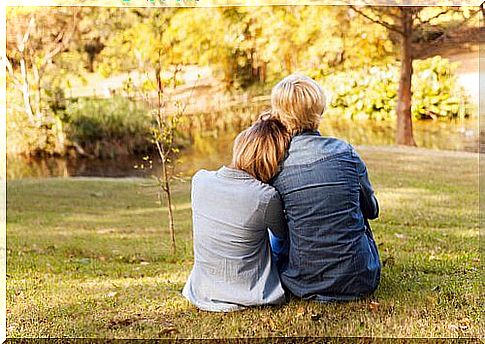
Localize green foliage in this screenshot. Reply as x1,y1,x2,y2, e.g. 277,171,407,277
7,109,51,156
412,56,468,120
7,91,64,156
95,6,397,91
6,7,478,157
64,96,152,157
324,56,469,121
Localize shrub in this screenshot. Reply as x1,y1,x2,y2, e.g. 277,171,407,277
322,56,470,121
7,90,65,157
64,96,152,158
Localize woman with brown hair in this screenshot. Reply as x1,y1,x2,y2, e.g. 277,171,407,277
182,116,291,312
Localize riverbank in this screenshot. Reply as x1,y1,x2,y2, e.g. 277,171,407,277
6,116,479,180
6,146,480,338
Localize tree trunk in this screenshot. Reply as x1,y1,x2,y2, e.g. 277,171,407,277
53,116,66,155
396,8,416,146
19,56,35,122
32,62,42,116
87,54,95,73
160,151,176,255
163,176,176,255
155,55,176,255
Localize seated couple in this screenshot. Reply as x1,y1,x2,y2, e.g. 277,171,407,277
182,74,381,312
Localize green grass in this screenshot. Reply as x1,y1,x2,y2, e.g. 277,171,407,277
6,146,481,338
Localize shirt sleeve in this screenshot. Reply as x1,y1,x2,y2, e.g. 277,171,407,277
351,147,379,220
264,191,288,239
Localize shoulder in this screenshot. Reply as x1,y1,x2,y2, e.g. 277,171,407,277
290,133,351,150
192,169,216,186
321,136,353,152
232,176,280,209
284,134,354,166
247,177,279,200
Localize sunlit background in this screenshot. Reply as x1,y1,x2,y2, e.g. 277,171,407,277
6,6,481,179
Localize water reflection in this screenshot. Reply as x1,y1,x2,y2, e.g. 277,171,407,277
7,118,478,180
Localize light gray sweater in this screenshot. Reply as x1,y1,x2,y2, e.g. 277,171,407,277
182,166,288,312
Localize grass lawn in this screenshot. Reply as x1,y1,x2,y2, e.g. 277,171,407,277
6,146,481,338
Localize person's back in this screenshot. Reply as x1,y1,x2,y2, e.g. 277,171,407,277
269,73,381,301
183,168,286,311
272,132,380,301
183,117,291,311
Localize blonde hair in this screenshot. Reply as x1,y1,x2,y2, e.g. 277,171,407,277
231,116,291,183
271,73,326,135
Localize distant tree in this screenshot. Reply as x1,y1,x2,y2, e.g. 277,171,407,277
350,5,483,146
6,7,81,154
76,7,137,73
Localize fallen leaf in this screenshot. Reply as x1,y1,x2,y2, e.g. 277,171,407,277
159,327,179,335
368,301,380,312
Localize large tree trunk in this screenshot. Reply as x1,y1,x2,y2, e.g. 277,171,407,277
396,8,416,146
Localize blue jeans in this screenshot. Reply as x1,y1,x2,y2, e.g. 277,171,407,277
269,230,289,272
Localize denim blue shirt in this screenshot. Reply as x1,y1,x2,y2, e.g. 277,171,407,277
271,131,381,302
182,167,287,312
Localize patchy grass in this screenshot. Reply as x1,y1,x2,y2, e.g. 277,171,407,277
6,147,480,338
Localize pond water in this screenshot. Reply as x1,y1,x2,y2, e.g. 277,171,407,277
7,118,478,180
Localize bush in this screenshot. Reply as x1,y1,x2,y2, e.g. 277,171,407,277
7,90,65,157
322,56,470,121
64,96,152,158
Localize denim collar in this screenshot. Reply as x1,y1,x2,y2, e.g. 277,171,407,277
295,129,321,137
217,166,253,180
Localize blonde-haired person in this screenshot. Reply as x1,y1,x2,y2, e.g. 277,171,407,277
271,73,326,135
182,116,291,312
270,73,381,302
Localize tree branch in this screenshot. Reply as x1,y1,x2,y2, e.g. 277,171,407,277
16,15,36,53
414,8,481,57
40,8,81,71
416,8,450,26
5,56,21,87
376,7,402,21
349,6,405,36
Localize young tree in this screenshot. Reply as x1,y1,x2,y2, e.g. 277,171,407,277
350,5,483,146
108,8,189,254
142,55,197,256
